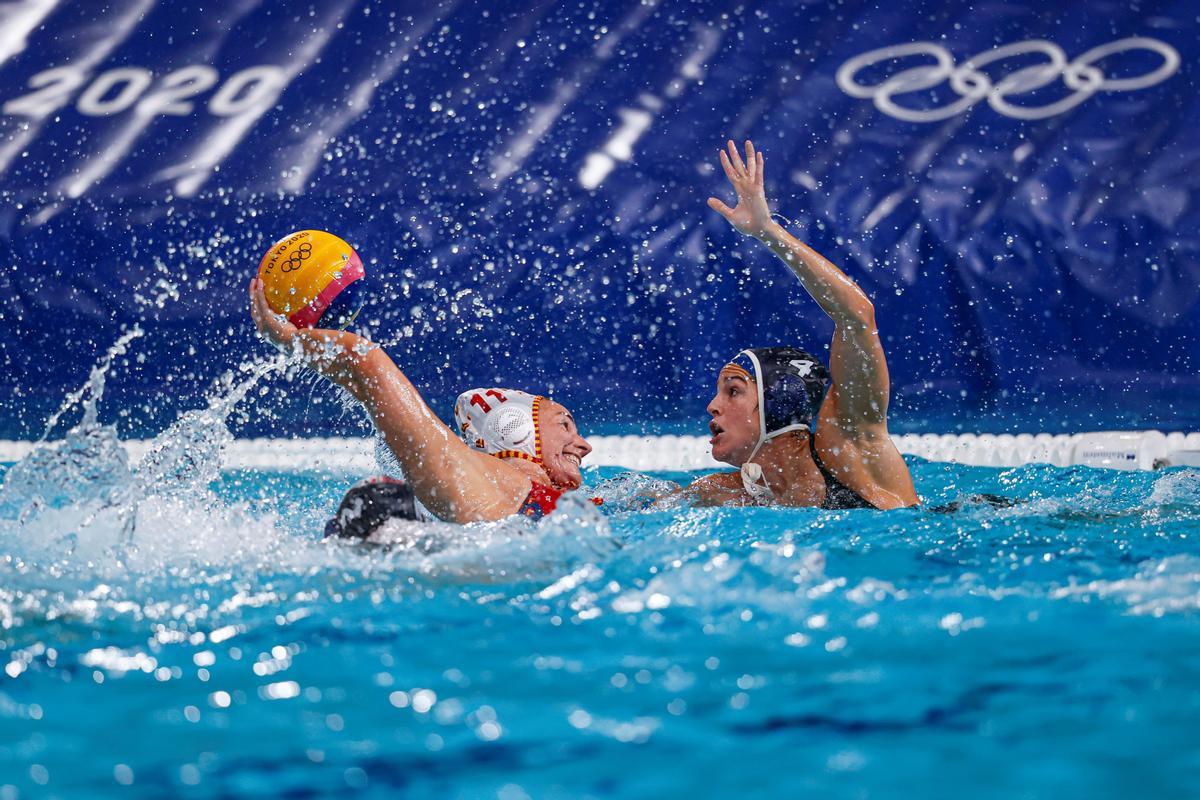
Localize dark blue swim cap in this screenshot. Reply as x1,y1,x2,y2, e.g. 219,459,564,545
727,347,830,440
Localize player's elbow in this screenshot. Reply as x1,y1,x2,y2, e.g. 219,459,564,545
345,344,393,400
857,300,876,327
360,343,390,374
839,299,876,333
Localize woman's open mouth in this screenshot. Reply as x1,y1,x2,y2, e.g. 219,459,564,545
709,421,724,445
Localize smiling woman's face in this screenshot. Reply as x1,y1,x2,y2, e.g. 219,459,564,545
707,366,761,466
538,400,592,489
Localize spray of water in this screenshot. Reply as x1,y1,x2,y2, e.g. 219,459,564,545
0,331,295,572
0,331,616,587
40,326,146,441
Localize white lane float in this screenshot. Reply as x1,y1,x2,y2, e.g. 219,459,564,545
2,431,1199,472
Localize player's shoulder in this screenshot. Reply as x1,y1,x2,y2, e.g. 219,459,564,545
686,471,748,505
693,471,743,488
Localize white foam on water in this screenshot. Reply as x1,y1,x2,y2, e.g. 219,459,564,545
0,333,624,599
365,491,616,584
0,340,309,584
1147,469,1200,507
1050,554,1200,616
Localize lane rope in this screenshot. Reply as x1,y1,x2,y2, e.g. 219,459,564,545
2,431,1198,472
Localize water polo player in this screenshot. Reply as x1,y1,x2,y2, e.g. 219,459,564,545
689,140,918,510
249,278,592,523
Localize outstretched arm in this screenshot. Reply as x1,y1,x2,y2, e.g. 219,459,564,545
249,278,528,521
708,140,888,432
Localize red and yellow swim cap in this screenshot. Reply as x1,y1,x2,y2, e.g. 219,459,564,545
256,230,364,328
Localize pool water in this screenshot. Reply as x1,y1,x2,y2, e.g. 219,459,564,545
2,419,1199,799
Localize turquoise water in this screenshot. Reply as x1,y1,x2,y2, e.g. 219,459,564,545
2,420,1199,798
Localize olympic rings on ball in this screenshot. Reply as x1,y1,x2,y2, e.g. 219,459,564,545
256,230,364,328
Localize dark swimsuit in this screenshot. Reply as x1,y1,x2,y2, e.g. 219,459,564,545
810,438,877,510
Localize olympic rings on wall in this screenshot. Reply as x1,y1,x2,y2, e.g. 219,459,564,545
836,37,1180,122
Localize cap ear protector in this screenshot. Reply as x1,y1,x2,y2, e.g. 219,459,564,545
453,388,544,464
726,347,831,463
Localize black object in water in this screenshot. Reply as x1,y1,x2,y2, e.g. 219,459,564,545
324,477,421,539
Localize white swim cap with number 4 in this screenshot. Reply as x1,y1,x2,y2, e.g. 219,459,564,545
453,388,544,464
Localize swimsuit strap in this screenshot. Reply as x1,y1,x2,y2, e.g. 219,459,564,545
808,436,877,511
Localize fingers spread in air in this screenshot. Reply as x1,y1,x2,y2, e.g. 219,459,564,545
707,197,734,219
719,150,739,184
726,139,745,174
756,152,764,186
744,140,755,179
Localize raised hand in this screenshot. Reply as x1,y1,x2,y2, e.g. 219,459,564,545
708,139,774,240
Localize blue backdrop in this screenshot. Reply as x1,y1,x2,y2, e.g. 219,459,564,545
1,0,1196,438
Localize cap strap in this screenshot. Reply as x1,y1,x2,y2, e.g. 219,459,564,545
532,395,543,463
493,450,541,464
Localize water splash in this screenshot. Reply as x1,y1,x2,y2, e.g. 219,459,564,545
0,328,147,524
0,332,621,587
1050,554,1200,616
592,470,684,511
131,357,284,501
40,326,145,441
0,335,291,570
343,491,616,586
